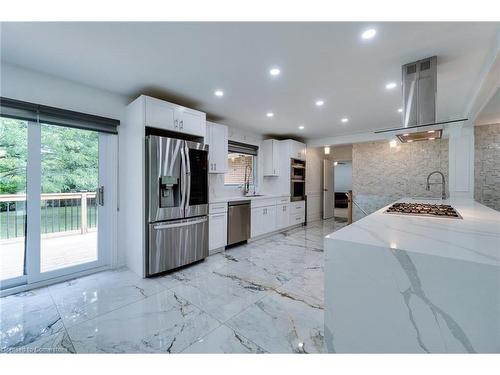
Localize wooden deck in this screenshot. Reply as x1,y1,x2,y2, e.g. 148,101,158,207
0,231,97,281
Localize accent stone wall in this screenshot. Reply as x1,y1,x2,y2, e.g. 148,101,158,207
474,123,500,212
352,139,449,220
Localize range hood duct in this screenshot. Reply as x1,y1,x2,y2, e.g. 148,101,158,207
403,56,437,128
374,56,467,137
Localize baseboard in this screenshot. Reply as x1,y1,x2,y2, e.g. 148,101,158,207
247,223,304,243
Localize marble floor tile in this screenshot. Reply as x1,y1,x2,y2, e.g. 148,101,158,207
182,324,266,353
5,329,76,354
67,290,220,353
226,290,325,353
170,270,271,323
0,287,64,351
1,218,347,353
154,252,229,290
48,267,165,327
277,264,325,305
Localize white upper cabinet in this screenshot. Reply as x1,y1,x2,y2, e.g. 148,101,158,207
290,140,306,161
262,139,280,176
145,96,175,130
206,122,228,174
144,96,206,138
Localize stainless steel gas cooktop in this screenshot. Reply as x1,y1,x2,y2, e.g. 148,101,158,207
384,202,462,219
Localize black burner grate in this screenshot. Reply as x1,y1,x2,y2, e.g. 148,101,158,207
385,202,462,219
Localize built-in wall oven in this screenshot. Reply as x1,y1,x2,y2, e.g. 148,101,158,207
290,158,306,202
145,134,209,276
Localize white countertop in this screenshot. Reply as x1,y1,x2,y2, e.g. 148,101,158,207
209,194,290,204
325,197,500,267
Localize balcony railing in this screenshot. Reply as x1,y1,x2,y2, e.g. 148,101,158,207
0,192,97,240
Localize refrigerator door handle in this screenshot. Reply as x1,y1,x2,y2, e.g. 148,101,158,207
153,217,207,230
184,144,191,211
180,144,186,210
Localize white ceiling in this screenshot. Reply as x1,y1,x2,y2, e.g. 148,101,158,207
1,22,499,139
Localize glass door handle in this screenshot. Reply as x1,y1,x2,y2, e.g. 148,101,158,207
96,186,104,206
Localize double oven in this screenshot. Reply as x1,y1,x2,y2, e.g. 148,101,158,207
145,134,209,276
290,159,306,202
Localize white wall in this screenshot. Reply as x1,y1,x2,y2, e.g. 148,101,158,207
0,63,128,121
1,63,127,266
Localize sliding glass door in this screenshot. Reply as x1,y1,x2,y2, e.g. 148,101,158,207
0,114,114,290
0,117,28,288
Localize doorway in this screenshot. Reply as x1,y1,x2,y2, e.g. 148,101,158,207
323,160,335,219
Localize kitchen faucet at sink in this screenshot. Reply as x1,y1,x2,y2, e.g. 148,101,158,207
242,164,251,195
426,171,447,200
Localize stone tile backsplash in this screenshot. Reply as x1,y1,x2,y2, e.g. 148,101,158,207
352,139,449,220
474,123,500,212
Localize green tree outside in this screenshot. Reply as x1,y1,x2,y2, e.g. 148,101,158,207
0,117,99,195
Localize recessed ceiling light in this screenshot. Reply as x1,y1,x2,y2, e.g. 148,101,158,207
214,90,224,97
403,133,409,136
315,100,325,107
266,112,274,118
429,137,435,140
298,125,305,130
341,118,349,123
428,130,435,133
407,139,414,143
361,29,377,40
398,108,403,113
389,140,397,148
385,82,397,90
269,67,281,76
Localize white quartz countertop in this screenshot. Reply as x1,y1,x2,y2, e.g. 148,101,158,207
209,194,290,204
325,197,500,267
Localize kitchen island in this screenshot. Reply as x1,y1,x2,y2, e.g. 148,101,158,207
324,198,500,353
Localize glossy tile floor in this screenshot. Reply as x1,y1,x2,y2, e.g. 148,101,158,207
0,218,347,354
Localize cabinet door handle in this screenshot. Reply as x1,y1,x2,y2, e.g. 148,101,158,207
180,120,184,129
215,163,217,170
175,119,179,128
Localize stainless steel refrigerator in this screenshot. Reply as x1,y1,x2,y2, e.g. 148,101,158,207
145,135,209,276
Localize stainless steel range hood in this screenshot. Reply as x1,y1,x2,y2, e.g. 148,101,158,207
374,56,467,140
402,56,437,128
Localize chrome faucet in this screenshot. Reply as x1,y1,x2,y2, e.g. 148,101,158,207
426,171,447,200
243,165,251,195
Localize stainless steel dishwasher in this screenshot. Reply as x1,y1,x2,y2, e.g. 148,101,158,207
227,200,251,246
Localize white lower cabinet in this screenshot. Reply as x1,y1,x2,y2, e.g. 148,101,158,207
209,213,227,252
251,205,276,238
276,203,289,230
249,197,303,239
290,212,305,226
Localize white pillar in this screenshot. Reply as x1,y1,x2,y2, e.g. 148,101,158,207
448,124,475,199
